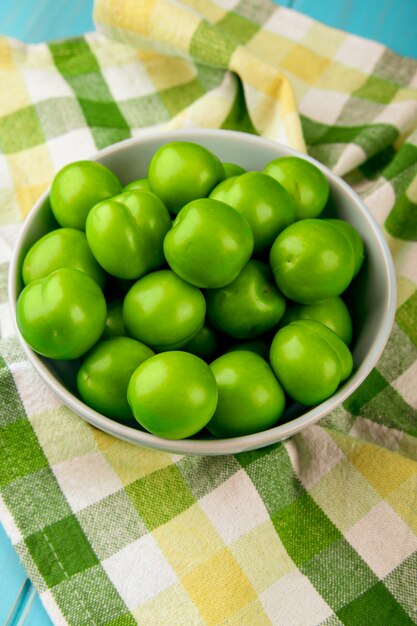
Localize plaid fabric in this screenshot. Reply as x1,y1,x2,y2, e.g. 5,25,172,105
1,1,417,624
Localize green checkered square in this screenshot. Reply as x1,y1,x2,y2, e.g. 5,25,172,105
190,21,236,68
2,468,71,535
0,106,44,153
159,78,206,117
354,75,400,104
26,515,99,587
272,493,341,565
343,369,388,416
396,292,417,347
49,39,101,75
52,564,129,626
216,12,259,45
361,385,417,436
0,357,26,427
118,95,169,128
376,323,417,382
126,465,195,530
0,419,48,489
241,445,305,515
77,490,147,560
373,49,417,86
383,551,417,622
337,581,415,625
300,537,377,611
35,98,86,138
386,193,417,241
177,454,241,499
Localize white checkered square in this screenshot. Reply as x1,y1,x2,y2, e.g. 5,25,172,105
47,128,97,171
286,426,345,491
299,88,349,125
345,501,417,578
22,68,73,104
103,534,177,609
335,34,384,73
393,361,417,409
12,361,61,415
264,7,313,41
260,570,333,625
53,453,123,513
102,62,156,101
199,469,269,544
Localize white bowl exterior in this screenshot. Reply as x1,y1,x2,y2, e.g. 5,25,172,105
8,129,397,455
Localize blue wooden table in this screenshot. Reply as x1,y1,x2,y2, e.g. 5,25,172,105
1,1,416,624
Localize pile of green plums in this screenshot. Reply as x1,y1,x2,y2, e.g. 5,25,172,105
17,141,364,440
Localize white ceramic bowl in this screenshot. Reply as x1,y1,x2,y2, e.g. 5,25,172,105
9,129,396,455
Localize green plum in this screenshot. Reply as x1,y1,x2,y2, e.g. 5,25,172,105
86,199,148,280
270,319,353,405
113,190,171,271
182,323,221,362
223,163,245,178
209,176,238,203
128,351,218,439
50,160,122,230
281,297,353,345
102,300,128,339
124,177,151,192
148,141,225,214
216,172,295,253
123,270,206,351
86,189,171,279
16,268,107,360
264,156,329,220
208,351,285,437
77,337,154,422
325,219,364,277
164,198,253,288
269,219,355,303
206,260,286,339
22,228,106,288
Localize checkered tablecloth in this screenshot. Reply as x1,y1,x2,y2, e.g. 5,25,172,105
1,1,416,624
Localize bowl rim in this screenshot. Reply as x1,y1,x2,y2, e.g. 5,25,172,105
8,128,397,456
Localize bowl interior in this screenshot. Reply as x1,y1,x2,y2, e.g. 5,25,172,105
9,130,396,455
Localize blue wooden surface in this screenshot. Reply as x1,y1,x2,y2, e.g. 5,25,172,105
1,1,416,624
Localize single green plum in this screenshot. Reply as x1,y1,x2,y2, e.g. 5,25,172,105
16,268,107,360
281,297,353,345
164,198,254,288
113,190,171,271
128,351,218,439
206,260,286,339
148,141,225,214
102,300,128,339
22,228,106,288
269,219,355,303
182,323,221,362
77,337,154,422
223,162,245,178
216,172,295,253
124,177,151,192
123,270,206,351
264,156,329,220
86,199,148,280
325,219,364,277
208,351,285,437
270,319,353,405
209,176,238,203
50,161,122,229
